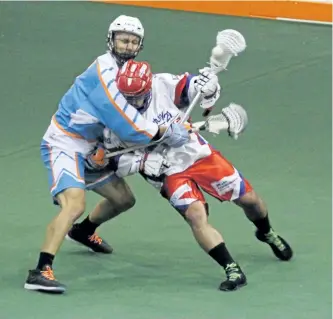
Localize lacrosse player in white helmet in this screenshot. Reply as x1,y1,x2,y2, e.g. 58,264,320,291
24,14,190,294
64,15,162,254
63,15,148,255
71,59,293,292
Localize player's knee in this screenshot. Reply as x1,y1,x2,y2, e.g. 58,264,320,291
121,194,136,211
100,178,136,212
56,188,86,221
184,201,208,229
235,190,267,215
107,194,136,214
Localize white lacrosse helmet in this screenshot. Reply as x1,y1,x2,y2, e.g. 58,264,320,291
109,15,144,38
107,15,144,64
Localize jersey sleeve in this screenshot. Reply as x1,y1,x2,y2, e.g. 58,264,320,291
154,73,198,109
90,60,159,144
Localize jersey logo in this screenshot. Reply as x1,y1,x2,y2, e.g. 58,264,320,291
152,111,173,125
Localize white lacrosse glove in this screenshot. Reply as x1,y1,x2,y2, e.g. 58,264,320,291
115,152,170,178
194,67,221,110
139,152,170,177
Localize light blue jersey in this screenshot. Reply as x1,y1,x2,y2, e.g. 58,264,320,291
52,53,158,144
41,53,158,200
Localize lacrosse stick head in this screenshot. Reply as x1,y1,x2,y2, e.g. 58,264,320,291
221,103,248,140
209,29,246,73
198,103,248,138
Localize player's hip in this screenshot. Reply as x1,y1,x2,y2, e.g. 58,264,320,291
163,144,213,175
42,122,96,156
163,150,253,201
41,141,118,199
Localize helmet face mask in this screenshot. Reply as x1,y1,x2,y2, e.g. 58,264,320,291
108,32,142,64
107,15,144,65
124,91,152,112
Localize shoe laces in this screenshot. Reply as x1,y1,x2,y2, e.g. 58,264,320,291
88,233,102,245
225,263,242,281
265,230,285,250
41,266,55,281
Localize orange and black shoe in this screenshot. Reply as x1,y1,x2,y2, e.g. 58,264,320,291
66,224,113,254
24,265,66,293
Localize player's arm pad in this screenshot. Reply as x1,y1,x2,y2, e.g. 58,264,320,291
174,73,197,109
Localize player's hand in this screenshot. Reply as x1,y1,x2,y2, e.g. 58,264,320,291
85,145,109,170
140,152,170,177
195,67,219,98
195,67,221,112
163,123,190,148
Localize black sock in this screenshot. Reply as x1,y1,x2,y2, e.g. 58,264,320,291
208,242,235,269
77,217,100,236
253,215,271,234
37,252,54,270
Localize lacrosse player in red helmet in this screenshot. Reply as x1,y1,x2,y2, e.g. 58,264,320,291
81,60,293,292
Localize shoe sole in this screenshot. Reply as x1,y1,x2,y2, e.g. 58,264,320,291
268,243,293,261
260,240,293,261
219,281,247,292
65,235,113,254
24,283,66,293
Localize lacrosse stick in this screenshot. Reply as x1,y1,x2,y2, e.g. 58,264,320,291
105,29,246,159
106,104,248,158
181,29,246,124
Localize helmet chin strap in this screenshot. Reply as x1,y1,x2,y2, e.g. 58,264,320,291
110,45,138,66
110,50,134,67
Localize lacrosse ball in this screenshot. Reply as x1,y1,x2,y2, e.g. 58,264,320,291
211,46,224,59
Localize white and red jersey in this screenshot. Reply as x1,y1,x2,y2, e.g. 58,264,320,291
100,71,254,209
103,72,213,176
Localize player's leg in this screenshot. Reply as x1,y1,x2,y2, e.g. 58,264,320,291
185,201,224,251
24,142,86,293
67,174,135,253
195,150,293,261
233,189,293,261
91,176,136,223
162,176,246,292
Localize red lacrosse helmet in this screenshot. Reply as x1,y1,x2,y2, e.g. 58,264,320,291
116,59,153,111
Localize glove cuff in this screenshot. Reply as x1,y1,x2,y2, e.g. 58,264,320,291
139,153,149,172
